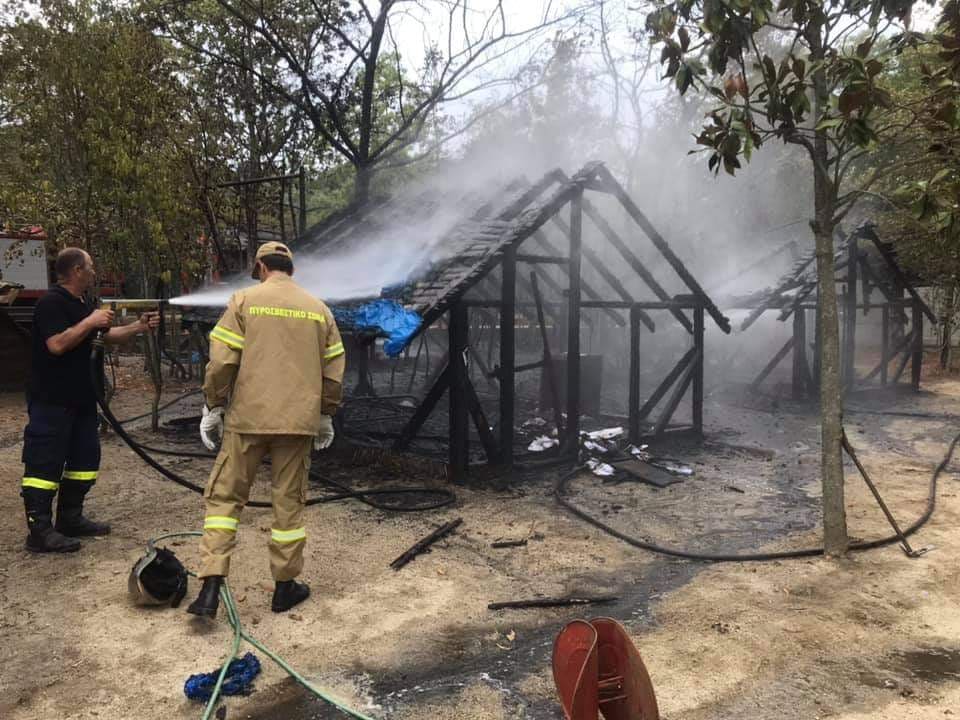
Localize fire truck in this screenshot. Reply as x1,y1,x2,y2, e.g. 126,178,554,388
0,228,49,389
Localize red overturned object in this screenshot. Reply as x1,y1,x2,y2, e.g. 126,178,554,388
552,617,659,720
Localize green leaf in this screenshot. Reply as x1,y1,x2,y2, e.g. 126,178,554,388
793,58,806,81
815,117,844,131
931,169,953,185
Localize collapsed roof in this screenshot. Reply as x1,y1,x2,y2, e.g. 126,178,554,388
294,161,732,349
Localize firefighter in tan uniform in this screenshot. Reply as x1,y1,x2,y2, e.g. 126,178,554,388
186,241,345,618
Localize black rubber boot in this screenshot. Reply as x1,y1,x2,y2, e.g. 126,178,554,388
271,579,310,613
187,576,223,618
23,489,81,553
55,507,111,537
56,484,111,537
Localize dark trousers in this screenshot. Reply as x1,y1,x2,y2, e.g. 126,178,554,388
21,401,101,519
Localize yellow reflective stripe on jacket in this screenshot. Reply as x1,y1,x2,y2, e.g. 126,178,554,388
210,325,245,350
63,470,98,481
324,341,344,360
22,477,59,491
271,526,306,543
248,306,325,323
204,515,239,532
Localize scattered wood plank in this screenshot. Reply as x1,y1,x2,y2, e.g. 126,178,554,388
390,518,463,571
491,539,528,549
608,458,681,488
488,595,618,611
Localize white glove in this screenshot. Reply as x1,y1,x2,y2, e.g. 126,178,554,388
314,414,335,451
200,405,225,450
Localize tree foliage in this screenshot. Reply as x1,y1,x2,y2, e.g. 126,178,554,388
0,0,206,290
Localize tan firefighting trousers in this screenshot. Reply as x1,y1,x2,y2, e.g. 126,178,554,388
199,430,313,581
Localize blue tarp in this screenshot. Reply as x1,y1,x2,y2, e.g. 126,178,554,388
332,299,422,358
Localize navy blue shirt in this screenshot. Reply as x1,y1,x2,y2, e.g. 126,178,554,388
29,285,97,407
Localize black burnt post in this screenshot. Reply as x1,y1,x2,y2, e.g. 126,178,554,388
629,305,641,443
499,245,516,467
564,190,583,453
449,302,470,480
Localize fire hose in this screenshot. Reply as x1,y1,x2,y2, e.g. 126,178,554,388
555,431,960,562
91,337,455,512
150,531,376,720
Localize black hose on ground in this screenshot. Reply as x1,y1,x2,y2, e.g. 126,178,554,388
91,342,455,512
555,431,960,562
116,389,202,425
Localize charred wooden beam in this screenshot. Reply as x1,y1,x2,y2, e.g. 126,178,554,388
637,347,697,421
863,328,913,383
488,595,618,611
491,539,528,549
499,246,517,467
629,306,641,443
595,164,731,333
653,349,700,437
564,190,584,452
574,197,686,332
393,364,450,451
449,303,470,481
532,272,565,437
693,304,705,434
390,518,463,570
547,212,656,332
750,337,795,391
464,376,499,463
912,299,923,391
516,254,567,265
530,230,627,327
416,169,591,330
859,258,908,323
858,225,937,324
881,305,890,386
843,235,859,391
792,306,808,400
893,330,915,384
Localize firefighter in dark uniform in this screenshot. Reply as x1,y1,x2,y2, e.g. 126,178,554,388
21,247,159,553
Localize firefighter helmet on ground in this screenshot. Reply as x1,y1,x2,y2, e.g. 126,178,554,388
128,545,188,607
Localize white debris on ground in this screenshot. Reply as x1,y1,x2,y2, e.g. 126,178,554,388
585,458,615,477
527,435,559,452
586,426,624,441
628,444,695,476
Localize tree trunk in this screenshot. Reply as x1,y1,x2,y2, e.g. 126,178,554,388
353,162,372,206
351,3,390,207
810,35,848,556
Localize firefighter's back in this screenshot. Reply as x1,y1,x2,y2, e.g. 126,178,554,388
226,275,335,436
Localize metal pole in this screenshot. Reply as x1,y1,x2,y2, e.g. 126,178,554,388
499,246,516,467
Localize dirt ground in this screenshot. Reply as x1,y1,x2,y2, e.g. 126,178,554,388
2,360,960,719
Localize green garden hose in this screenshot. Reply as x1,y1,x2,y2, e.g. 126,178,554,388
150,532,376,720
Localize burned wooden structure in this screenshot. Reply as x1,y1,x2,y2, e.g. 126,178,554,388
732,223,935,398
296,162,731,480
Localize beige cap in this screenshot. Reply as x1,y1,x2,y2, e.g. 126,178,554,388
252,241,294,279
255,241,293,261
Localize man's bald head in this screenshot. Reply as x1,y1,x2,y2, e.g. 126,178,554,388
54,248,90,281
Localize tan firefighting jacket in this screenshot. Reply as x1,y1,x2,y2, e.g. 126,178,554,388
203,273,345,435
